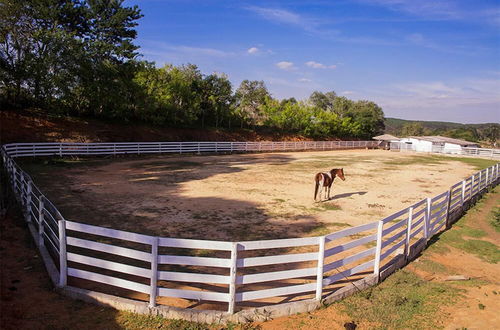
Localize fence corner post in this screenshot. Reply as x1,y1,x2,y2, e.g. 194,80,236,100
149,237,159,307
58,219,67,287
373,220,384,279
315,236,326,300
228,242,238,314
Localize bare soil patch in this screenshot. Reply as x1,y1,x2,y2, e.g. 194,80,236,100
20,150,477,241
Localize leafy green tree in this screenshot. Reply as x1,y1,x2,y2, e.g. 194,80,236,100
234,80,270,127
401,122,425,136
0,0,142,117
200,73,234,128
308,91,336,112
347,100,385,138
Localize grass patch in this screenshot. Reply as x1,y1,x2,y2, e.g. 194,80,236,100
338,270,460,330
115,312,261,329
490,206,500,232
319,203,342,211
429,223,498,264
448,157,498,170
309,222,351,236
413,258,450,274
383,155,446,166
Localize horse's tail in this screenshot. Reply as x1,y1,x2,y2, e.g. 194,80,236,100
314,174,321,200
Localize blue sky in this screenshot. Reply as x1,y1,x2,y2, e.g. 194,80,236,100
125,0,500,123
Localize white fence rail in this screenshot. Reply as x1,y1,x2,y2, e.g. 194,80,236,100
390,142,500,159
3,140,379,158
1,141,499,316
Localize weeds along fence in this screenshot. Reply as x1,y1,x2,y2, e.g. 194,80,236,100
1,141,499,323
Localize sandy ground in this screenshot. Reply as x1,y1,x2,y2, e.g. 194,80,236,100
22,150,473,240
23,149,477,241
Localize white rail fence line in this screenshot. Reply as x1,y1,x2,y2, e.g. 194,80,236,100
3,140,379,158
390,142,500,159
1,141,499,318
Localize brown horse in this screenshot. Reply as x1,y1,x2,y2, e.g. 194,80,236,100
314,168,345,201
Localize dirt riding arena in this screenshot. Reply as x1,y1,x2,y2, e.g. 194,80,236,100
21,149,476,242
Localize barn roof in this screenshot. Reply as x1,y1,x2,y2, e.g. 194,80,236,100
372,134,400,141
409,136,479,146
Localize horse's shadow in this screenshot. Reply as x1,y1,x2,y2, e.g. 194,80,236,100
328,191,367,200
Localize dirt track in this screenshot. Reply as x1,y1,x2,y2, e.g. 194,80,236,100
21,150,476,241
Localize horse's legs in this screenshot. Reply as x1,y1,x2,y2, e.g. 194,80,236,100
327,186,331,200
317,180,324,201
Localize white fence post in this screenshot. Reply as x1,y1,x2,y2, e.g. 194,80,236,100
424,197,431,240
479,171,482,192
38,196,45,247
470,175,474,199
373,220,384,278
20,172,25,205
26,181,32,222
486,168,489,187
228,242,238,314
445,189,452,229
405,207,413,258
58,220,67,287
12,165,18,196
461,180,466,205
59,143,62,157
315,236,326,300
149,237,159,307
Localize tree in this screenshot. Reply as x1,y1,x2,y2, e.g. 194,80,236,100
200,73,234,128
234,80,270,127
0,0,143,117
401,122,425,136
347,100,385,138
308,91,336,112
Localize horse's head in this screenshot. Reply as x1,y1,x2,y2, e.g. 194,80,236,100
333,168,345,181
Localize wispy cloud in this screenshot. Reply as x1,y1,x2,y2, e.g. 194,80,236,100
276,61,296,70
366,78,500,122
342,91,355,95
141,41,235,60
298,78,312,83
360,0,500,26
359,0,460,19
247,47,259,54
305,61,337,69
245,6,319,29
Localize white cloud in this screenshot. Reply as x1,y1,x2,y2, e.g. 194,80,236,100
298,78,312,83
247,47,259,54
276,61,295,70
305,61,337,69
246,7,311,27
141,41,234,60
342,91,355,95
359,0,460,19
365,78,500,122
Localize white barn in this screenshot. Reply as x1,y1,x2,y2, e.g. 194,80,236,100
398,136,480,154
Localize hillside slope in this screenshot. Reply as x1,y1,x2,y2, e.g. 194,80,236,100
0,109,314,144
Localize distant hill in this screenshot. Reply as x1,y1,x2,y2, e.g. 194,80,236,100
384,117,499,146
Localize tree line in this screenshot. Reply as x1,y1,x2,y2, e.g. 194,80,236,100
1,0,385,139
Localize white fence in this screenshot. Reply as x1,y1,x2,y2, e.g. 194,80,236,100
390,142,500,159
1,141,499,317
2,140,378,158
